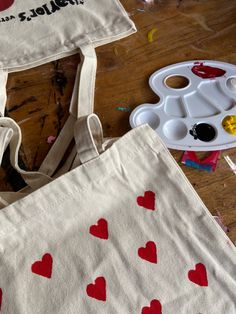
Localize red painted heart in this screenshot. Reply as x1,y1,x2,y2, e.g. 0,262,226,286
137,191,155,211
0,288,2,311
86,277,106,301
89,218,108,240
188,263,208,286
0,0,14,12
138,241,157,264
31,253,53,279
141,299,162,314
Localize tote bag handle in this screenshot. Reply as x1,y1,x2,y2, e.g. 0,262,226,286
38,44,97,176
74,114,120,165
74,114,104,164
0,44,97,192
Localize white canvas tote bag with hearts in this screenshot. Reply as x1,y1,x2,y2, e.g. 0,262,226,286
0,113,235,313
0,1,235,313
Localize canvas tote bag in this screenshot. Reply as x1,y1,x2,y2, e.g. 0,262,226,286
0,0,136,204
0,113,235,312
0,1,235,313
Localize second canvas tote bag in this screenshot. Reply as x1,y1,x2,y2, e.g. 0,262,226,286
0,0,136,199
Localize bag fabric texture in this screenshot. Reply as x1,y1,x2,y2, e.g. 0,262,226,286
0,0,135,71
0,1,235,313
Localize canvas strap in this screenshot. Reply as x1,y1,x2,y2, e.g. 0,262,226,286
73,114,120,166
74,114,104,164
0,70,8,117
38,44,97,176
0,70,13,165
0,44,97,196
70,45,97,118
0,126,13,164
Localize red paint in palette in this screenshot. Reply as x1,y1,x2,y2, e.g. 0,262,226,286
191,62,226,79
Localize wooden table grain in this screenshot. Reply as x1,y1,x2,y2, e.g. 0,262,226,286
3,0,236,243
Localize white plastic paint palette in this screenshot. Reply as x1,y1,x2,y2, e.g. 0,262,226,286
130,60,236,151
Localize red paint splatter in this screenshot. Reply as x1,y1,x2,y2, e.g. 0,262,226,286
192,63,226,79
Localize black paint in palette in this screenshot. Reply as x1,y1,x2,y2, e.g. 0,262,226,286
190,123,216,142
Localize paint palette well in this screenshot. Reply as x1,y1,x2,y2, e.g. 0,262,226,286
129,60,236,151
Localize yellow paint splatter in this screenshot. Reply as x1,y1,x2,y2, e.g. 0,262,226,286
148,28,158,43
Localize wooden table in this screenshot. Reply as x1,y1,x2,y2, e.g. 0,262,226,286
3,0,236,243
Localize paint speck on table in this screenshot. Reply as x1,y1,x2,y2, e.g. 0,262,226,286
137,8,145,12
47,136,56,144
214,212,229,233
116,107,132,112
148,28,158,43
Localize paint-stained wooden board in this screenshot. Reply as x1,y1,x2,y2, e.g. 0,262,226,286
2,0,236,244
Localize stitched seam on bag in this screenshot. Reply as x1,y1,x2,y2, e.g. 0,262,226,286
0,147,145,235
0,143,150,237
3,20,135,69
